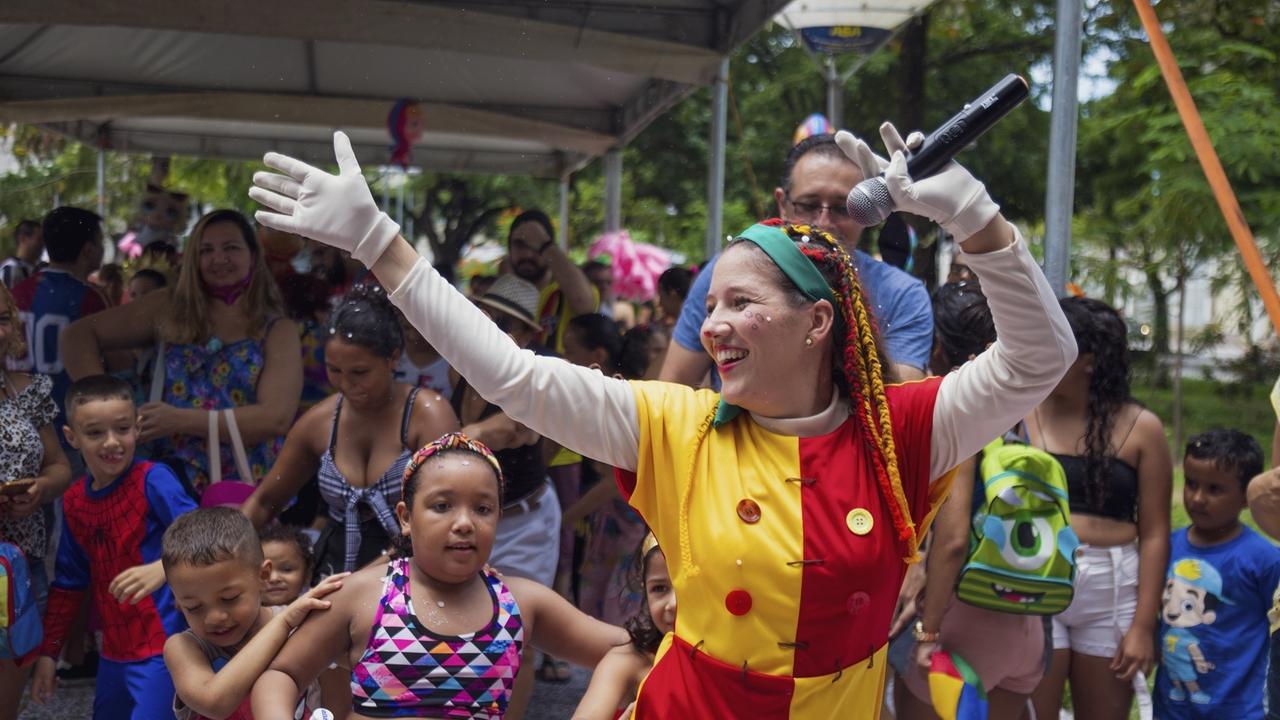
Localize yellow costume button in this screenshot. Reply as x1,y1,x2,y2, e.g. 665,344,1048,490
846,508,874,535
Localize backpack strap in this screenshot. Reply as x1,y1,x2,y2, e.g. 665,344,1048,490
148,341,166,403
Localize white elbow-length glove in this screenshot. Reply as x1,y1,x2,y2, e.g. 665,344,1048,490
835,122,1000,242
249,131,400,267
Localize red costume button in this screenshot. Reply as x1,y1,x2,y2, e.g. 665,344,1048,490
725,589,753,616
846,591,870,615
736,498,761,524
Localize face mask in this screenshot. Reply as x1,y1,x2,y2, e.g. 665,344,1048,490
207,274,252,306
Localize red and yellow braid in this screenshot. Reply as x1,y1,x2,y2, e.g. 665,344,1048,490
789,224,920,562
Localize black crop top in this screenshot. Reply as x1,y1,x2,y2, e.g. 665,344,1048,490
1053,453,1139,523
450,377,546,507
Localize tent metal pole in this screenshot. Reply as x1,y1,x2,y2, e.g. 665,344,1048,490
706,57,729,260
96,146,105,218
558,174,570,249
604,149,622,233
1043,0,1082,297
825,56,842,130
395,170,405,227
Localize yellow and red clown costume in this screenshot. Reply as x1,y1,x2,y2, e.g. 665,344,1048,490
617,376,951,719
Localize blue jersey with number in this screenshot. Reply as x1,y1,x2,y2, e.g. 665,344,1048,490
11,269,108,439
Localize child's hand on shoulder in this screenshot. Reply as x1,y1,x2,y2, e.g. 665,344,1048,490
283,572,350,630
31,656,57,703
110,560,166,604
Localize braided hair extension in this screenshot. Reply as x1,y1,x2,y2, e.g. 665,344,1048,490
785,224,916,559
392,432,505,557
1059,297,1132,511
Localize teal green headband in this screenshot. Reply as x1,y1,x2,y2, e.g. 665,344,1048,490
712,223,840,427
737,224,839,310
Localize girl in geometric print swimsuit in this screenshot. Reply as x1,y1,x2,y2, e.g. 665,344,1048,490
250,123,1077,719
251,433,627,719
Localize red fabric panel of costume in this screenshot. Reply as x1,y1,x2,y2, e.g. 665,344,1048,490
791,377,943,677
634,635,795,718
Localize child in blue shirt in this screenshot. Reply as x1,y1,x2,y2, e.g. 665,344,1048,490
1155,428,1280,720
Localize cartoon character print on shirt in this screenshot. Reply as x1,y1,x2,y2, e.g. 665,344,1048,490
1161,557,1230,705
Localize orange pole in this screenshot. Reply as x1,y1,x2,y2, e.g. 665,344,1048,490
1132,0,1280,337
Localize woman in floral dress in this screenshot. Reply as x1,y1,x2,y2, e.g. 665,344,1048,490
63,210,302,501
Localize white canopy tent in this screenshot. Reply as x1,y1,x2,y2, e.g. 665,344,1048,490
0,0,788,245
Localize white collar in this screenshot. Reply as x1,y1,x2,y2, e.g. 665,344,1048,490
749,386,849,438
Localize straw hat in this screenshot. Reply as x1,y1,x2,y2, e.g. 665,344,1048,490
474,274,541,332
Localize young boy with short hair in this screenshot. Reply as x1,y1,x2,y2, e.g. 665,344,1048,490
31,374,198,718
162,508,344,720
1155,428,1280,719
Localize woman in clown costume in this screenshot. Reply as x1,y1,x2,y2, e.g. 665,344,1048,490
248,124,1076,719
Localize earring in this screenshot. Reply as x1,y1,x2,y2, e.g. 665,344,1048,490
805,337,813,347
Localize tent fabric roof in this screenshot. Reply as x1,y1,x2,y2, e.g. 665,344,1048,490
0,0,789,176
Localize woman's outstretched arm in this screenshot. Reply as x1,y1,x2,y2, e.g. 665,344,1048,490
374,239,639,470
929,219,1077,479
250,132,640,471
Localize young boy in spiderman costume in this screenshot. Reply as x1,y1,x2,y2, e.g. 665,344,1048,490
31,375,197,719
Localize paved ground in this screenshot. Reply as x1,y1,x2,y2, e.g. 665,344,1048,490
18,667,592,719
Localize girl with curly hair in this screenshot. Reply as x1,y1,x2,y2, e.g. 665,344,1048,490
573,534,675,719
1028,296,1172,720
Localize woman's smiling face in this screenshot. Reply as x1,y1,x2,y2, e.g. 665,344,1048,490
701,242,828,416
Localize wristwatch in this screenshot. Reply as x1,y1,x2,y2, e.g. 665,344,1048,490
912,620,940,643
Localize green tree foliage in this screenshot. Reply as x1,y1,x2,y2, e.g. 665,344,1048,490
1074,0,1280,353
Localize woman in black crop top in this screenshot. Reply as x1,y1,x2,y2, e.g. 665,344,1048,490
1028,298,1172,720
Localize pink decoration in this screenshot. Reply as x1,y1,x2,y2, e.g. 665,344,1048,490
117,231,143,259
589,230,671,301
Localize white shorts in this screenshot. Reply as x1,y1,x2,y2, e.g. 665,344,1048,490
1051,541,1139,657
490,481,561,587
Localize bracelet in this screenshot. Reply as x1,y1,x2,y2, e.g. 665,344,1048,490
912,620,940,643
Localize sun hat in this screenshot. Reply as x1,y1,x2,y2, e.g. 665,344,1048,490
474,274,541,333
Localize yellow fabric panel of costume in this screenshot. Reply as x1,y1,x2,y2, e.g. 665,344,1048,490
629,380,806,677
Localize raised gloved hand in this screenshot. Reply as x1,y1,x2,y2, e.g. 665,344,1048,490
875,122,1000,242
249,131,400,266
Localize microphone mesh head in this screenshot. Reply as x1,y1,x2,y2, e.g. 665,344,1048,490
847,178,893,227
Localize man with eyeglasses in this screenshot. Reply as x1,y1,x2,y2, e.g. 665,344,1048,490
661,132,934,386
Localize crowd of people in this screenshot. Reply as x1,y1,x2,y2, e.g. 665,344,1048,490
0,120,1276,720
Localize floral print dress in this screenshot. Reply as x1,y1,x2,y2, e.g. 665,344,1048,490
154,330,283,494
0,374,57,559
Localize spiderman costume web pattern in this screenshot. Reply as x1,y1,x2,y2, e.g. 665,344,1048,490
42,461,194,661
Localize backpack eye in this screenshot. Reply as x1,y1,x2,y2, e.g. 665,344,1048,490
998,516,1055,571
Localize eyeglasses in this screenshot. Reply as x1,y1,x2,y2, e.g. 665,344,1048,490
785,195,851,222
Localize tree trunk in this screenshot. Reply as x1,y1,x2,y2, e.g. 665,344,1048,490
1173,261,1187,454
1145,268,1171,387
898,14,928,136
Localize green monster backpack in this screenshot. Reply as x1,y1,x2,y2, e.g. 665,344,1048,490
955,432,1080,615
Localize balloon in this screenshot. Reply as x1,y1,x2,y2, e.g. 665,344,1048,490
388,99,426,168
793,113,833,145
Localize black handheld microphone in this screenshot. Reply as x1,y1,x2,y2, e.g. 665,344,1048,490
846,73,1029,227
